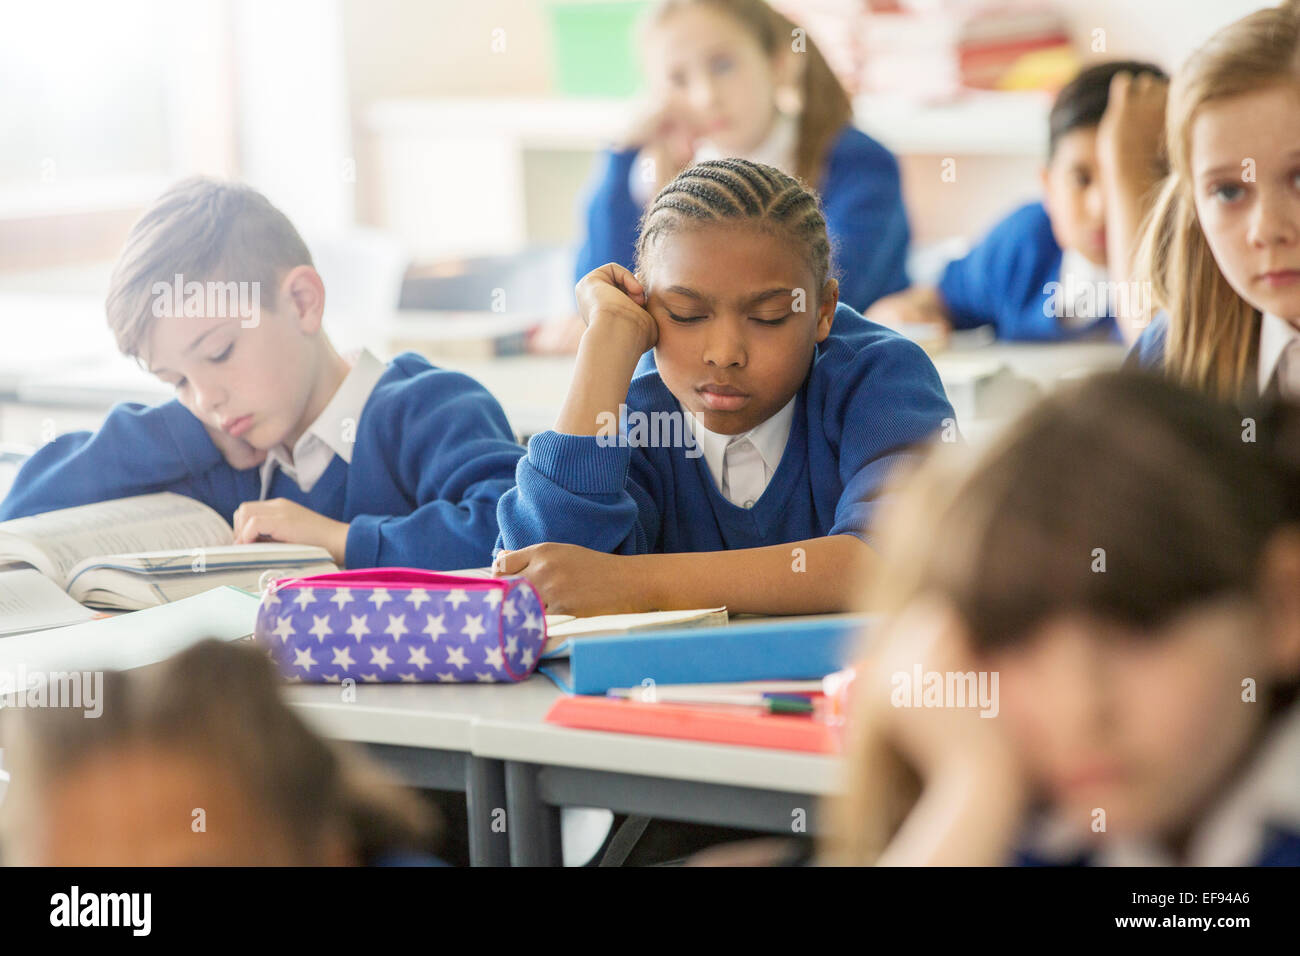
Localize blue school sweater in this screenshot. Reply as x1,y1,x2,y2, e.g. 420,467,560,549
573,125,911,313
0,354,526,570
496,303,954,555
1127,310,1169,368
938,201,1120,342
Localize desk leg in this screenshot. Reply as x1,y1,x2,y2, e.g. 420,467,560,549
505,761,562,867
466,756,510,867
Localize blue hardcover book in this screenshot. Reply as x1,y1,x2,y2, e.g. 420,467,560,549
540,615,872,695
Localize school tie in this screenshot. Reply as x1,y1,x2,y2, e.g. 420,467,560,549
721,436,766,509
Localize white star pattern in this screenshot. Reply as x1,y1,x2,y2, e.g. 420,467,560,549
461,614,486,642
384,614,409,641
261,582,553,686
423,613,447,642
309,615,333,643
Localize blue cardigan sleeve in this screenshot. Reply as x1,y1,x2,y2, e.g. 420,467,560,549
343,372,525,571
495,427,666,557
820,129,911,312
573,147,644,285
823,334,955,543
0,399,228,521
938,203,1050,333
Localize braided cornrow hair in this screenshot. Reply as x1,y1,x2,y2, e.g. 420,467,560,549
634,158,835,295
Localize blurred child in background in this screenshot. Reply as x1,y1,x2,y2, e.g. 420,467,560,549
827,373,1300,866
0,640,438,866
572,0,910,317
870,61,1167,345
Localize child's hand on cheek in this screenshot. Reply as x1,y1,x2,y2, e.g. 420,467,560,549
575,263,660,358
233,498,351,566
622,101,699,193
492,543,648,616
201,421,268,471
863,599,1024,791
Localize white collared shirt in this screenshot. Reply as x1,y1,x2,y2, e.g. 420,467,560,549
258,349,387,498
682,396,796,509
1017,699,1300,866
1257,311,1300,399
629,112,799,206
1057,248,1111,328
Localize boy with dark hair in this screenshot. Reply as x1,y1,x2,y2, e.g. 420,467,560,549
869,61,1168,344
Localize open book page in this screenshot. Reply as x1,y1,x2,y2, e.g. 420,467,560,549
544,607,729,653
0,493,233,585
0,568,99,635
65,543,338,610
0,586,261,676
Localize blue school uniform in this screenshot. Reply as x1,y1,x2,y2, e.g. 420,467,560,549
573,125,911,313
496,303,954,555
0,354,525,570
1126,310,1169,368
938,201,1120,342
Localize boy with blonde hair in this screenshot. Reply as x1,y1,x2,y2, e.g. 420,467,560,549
0,178,524,569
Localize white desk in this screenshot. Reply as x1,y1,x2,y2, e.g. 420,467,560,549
283,613,858,866
282,677,566,867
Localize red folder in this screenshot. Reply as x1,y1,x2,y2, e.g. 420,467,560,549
544,695,842,754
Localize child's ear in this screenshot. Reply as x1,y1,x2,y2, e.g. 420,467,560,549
815,278,839,342
1260,526,1300,679
1039,165,1052,210
281,266,326,333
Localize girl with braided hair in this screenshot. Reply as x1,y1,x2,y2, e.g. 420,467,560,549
495,158,953,617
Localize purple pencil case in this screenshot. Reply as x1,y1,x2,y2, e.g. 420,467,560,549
254,568,547,683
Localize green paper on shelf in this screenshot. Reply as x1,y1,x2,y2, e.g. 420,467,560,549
547,1,651,97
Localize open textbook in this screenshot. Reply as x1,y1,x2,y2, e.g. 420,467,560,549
0,492,337,615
